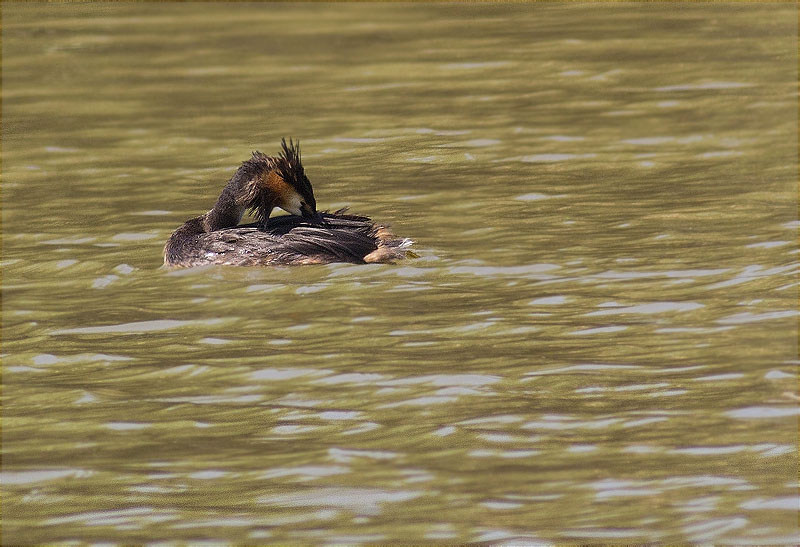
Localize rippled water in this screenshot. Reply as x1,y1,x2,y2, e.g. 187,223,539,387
2,3,798,544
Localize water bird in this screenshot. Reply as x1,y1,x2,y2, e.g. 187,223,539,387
164,139,413,267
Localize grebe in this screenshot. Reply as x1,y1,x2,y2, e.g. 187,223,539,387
163,139,412,267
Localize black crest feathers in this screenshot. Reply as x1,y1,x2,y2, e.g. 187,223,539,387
276,138,313,201
277,138,315,205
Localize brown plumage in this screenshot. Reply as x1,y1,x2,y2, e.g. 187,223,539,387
163,140,413,267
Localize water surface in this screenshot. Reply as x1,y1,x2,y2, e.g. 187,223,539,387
2,3,798,544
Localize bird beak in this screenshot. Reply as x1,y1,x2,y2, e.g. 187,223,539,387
301,202,321,222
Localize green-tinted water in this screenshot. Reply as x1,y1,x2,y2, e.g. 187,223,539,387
2,3,798,544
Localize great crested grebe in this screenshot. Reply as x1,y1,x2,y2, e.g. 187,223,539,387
163,139,413,267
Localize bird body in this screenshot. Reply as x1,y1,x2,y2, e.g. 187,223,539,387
164,140,413,267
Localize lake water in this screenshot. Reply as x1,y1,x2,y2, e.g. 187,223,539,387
2,3,798,544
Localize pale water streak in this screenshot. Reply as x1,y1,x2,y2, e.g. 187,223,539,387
2,3,798,545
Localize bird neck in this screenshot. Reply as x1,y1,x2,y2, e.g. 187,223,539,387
202,179,247,232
